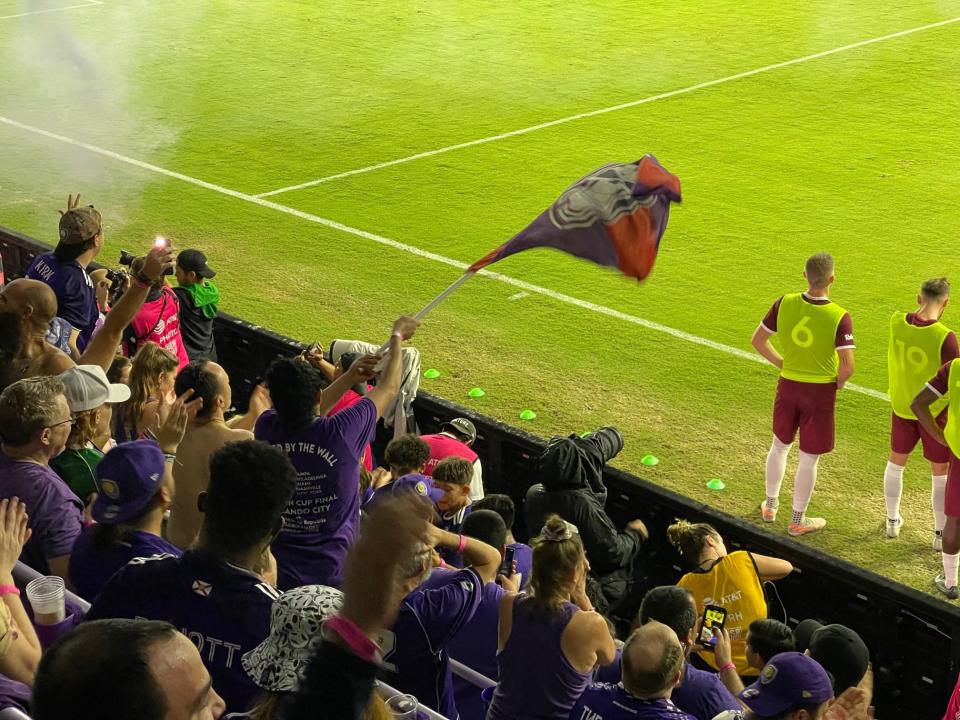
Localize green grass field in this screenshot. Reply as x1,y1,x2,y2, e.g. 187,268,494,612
3,0,960,600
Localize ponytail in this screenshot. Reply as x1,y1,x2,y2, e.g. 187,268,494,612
666,518,718,566
529,514,585,614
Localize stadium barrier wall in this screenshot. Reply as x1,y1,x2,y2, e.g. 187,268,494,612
2,226,958,718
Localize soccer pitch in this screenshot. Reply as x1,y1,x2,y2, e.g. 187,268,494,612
3,0,960,598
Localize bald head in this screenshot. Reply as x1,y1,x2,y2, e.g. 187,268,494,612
0,279,57,325
622,621,685,700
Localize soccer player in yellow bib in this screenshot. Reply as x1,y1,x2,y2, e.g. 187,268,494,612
912,352,960,600
751,253,855,536
884,279,956,547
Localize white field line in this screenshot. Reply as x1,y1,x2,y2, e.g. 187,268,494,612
253,15,960,199
0,0,102,21
0,114,888,401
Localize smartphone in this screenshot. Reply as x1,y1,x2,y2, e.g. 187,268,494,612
698,605,727,648
500,546,516,577
153,235,169,249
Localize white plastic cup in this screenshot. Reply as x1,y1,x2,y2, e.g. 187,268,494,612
26,576,65,626
386,693,418,719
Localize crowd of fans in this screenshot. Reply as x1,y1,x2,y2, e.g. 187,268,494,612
0,196,945,719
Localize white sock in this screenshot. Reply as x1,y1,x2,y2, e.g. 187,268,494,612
793,451,820,514
943,552,960,587
765,438,792,504
883,462,905,520
932,475,948,533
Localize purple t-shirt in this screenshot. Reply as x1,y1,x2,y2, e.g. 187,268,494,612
571,683,696,719
437,505,473,567
596,655,740,720
423,568,504,720
255,399,377,589
26,253,98,347
0,674,30,714
86,549,280,713
379,567,483,719
69,527,183,602
0,453,83,575
508,542,533,588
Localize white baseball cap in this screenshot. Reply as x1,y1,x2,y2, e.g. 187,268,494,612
60,365,131,412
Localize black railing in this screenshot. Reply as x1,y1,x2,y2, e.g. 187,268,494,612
2,226,958,718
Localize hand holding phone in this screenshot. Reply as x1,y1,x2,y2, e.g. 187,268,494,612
698,605,727,650
500,546,516,578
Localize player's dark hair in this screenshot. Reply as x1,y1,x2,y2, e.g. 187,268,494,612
33,619,177,720
747,619,795,664
462,509,507,550
473,493,516,530
433,456,473,487
204,440,296,553
265,357,326,432
921,277,950,302
174,359,220,419
638,585,698,640
384,434,431,474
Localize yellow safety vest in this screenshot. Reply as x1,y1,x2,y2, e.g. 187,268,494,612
943,360,960,457
887,311,950,419
678,550,766,676
777,293,848,384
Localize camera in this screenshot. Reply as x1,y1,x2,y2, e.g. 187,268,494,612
118,248,174,276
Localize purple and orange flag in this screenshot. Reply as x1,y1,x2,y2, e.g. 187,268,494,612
469,155,681,281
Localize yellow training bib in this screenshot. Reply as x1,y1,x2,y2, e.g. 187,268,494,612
777,293,848,384
887,311,950,419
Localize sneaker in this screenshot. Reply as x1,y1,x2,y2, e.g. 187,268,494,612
935,531,943,552
760,501,778,523
886,516,903,539
935,574,959,600
787,517,826,536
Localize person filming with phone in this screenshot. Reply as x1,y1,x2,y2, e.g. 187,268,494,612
667,520,793,680
122,238,189,369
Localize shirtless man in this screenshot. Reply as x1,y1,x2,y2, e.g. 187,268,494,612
0,242,174,388
166,360,270,548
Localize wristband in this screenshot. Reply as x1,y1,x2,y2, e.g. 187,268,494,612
324,616,380,663
719,661,736,672
163,453,176,464
391,331,403,341
0,586,20,597
457,534,467,554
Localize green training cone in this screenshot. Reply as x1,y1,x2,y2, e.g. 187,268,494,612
519,409,537,421
706,478,726,491
468,387,486,398
641,455,659,466
423,368,440,379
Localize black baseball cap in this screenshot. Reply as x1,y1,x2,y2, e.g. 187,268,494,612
794,620,869,693
177,249,216,278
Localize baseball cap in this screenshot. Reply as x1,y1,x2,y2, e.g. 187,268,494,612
92,440,166,524
388,473,444,503
739,652,833,716
794,620,869,693
176,249,216,279
242,585,343,692
58,206,101,246
442,417,477,443
60,365,130,412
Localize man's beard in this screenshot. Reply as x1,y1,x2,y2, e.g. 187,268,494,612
0,311,24,372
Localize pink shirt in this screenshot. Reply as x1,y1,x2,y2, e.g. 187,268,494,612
128,286,189,369
421,433,479,475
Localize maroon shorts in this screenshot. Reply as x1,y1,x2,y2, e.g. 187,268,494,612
890,411,950,463
773,378,837,455
947,452,960,518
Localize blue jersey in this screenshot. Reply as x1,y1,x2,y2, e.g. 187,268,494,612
571,683,697,720
86,549,280,713
378,567,483,719
26,253,98,347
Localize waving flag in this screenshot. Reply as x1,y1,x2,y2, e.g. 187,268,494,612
468,155,681,281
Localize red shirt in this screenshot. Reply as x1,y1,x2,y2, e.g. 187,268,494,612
128,286,189,369
421,433,478,476
760,294,854,350
943,672,960,720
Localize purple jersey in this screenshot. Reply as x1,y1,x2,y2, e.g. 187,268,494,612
68,527,183,602
571,684,696,720
508,542,533,587
255,399,377,589
0,674,31,714
86,549,280,713
26,253,98,347
0,453,83,575
423,568,505,720
379,567,483,719
670,662,740,720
